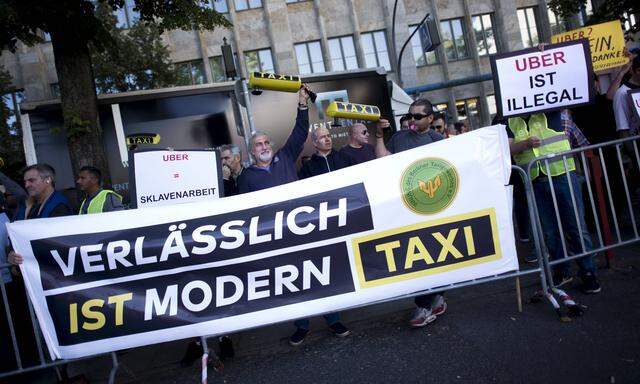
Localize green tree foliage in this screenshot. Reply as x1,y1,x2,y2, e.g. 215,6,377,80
548,0,639,34
0,1,231,184
91,3,186,93
0,65,25,180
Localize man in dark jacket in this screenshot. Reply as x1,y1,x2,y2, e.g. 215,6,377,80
237,85,312,193
291,125,352,346
299,126,354,179
5,163,72,371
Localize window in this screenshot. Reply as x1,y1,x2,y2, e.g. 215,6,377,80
517,7,540,48
361,31,391,71
456,98,481,129
245,49,275,73
548,9,565,35
294,41,325,74
440,19,469,61
235,0,261,11
207,0,229,13
50,83,60,98
209,56,228,82
285,0,309,3
410,25,438,66
115,0,140,29
328,36,358,71
176,60,206,85
471,14,497,56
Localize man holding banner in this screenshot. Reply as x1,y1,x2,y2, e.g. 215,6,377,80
375,99,448,327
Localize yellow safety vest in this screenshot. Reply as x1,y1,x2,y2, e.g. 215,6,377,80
508,113,575,180
79,190,122,215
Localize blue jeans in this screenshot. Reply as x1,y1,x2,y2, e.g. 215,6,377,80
533,171,596,277
294,313,340,330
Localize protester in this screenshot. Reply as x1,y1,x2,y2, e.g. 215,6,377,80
339,123,376,165
612,55,640,137
453,122,468,135
611,55,640,199
572,74,618,145
299,127,354,179
375,98,447,327
5,164,73,373
399,114,410,130
237,85,311,193
0,170,27,219
76,166,123,214
431,113,447,137
0,196,16,372
287,126,353,345
219,144,245,196
507,110,601,293
374,99,444,158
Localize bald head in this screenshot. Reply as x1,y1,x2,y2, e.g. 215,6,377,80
349,123,370,147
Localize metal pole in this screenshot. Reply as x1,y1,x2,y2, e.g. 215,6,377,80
397,13,431,87
241,79,257,136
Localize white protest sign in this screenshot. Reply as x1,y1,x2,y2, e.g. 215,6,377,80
131,149,223,208
490,40,594,117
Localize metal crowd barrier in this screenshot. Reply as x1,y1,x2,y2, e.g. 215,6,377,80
522,135,640,318
2,136,638,382
0,263,119,383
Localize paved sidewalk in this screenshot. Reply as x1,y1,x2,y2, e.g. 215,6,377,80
57,245,640,384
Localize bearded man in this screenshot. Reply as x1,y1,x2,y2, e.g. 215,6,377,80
238,85,311,193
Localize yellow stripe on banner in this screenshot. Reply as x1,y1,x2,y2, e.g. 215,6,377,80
352,208,502,288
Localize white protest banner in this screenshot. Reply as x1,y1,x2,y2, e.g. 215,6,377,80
130,149,223,208
630,88,640,120
490,40,594,118
8,126,517,360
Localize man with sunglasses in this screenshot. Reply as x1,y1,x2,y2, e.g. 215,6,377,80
374,98,447,328
340,123,377,164
374,99,444,158
430,113,447,137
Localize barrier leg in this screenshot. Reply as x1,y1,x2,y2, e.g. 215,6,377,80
516,277,522,313
108,352,119,384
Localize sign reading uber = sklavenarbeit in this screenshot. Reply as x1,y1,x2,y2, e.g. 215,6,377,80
129,149,224,208
490,40,594,118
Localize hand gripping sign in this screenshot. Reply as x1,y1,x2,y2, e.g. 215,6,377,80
248,71,317,102
490,40,594,118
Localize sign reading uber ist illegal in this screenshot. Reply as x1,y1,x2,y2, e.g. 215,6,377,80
490,40,594,118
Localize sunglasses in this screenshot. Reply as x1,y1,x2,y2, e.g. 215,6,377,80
361,130,369,135
404,113,431,120
433,125,443,129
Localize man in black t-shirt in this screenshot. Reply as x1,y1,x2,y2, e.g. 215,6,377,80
339,123,376,164
375,98,447,328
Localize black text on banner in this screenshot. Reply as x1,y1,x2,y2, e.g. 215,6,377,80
352,209,500,288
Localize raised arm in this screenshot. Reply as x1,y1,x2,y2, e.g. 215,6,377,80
374,118,392,158
280,85,311,160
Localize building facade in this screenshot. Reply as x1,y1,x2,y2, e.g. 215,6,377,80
1,0,603,130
